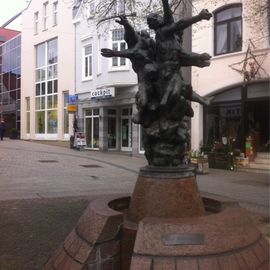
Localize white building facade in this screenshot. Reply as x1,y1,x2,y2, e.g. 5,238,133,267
191,0,270,153
21,0,75,141
73,2,145,154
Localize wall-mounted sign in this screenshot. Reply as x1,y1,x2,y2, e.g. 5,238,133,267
68,104,77,112
68,95,78,104
90,87,115,99
68,95,78,113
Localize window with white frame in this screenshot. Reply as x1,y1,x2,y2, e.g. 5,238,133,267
89,1,95,17
63,92,69,134
118,0,125,15
43,2,48,30
214,4,242,55
112,29,126,67
111,0,125,16
34,12,39,34
85,109,99,149
82,1,95,18
35,39,58,134
83,44,93,79
26,97,30,133
53,1,58,26
97,35,102,74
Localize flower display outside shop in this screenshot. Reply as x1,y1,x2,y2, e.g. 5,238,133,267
189,150,209,174
200,136,251,170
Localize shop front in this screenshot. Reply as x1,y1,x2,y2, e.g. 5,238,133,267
77,86,144,155
204,81,269,155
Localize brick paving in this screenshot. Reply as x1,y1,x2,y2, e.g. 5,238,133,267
0,139,269,215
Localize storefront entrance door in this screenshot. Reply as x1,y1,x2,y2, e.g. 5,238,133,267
108,109,117,149
121,108,132,151
85,109,99,149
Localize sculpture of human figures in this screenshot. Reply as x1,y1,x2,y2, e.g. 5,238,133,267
147,0,212,130
102,15,164,128
101,15,211,122
101,2,213,166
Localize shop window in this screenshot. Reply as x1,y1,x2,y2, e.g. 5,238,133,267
121,107,132,149
35,39,58,134
47,110,58,134
214,4,242,55
139,125,145,153
205,103,242,149
26,97,30,134
36,111,45,133
108,109,117,149
63,92,69,134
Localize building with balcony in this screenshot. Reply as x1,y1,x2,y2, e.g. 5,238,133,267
191,0,270,154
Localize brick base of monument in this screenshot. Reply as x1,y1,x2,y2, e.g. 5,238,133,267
43,195,128,270
44,167,269,270
127,166,205,223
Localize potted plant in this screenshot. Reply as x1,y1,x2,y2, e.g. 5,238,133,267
9,128,19,139
204,139,235,170
189,150,209,174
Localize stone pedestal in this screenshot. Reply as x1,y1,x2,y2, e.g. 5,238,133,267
128,166,204,223
121,166,205,269
130,202,269,269
44,167,269,270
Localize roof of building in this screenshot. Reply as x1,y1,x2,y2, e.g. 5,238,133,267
0,28,20,44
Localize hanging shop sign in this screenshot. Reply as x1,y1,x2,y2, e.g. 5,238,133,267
90,87,115,99
68,95,78,113
68,104,77,112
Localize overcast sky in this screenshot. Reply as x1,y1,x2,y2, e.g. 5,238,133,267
0,0,28,30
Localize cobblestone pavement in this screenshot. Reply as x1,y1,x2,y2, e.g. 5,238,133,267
0,139,269,215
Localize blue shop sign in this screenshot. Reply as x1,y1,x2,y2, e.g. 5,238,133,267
68,95,78,105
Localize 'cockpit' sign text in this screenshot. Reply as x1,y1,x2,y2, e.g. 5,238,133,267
90,87,115,99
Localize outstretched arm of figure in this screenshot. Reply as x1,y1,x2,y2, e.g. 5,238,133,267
161,0,174,24
163,9,212,34
178,51,211,68
191,91,214,106
101,48,143,60
182,82,213,106
115,15,138,47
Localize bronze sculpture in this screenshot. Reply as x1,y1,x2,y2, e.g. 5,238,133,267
101,0,212,166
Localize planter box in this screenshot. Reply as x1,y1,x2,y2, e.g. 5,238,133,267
190,158,209,174
206,152,233,170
